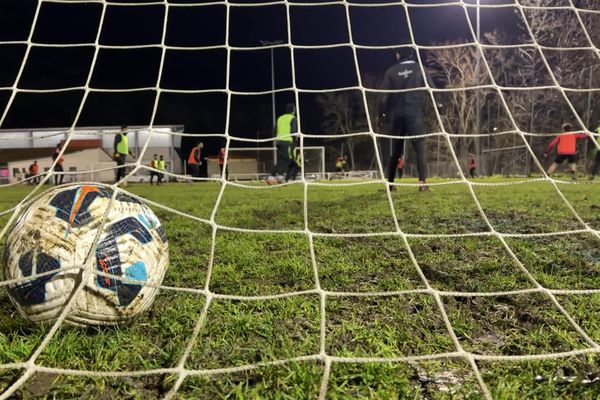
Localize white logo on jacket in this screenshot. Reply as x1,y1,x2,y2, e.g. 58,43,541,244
397,69,413,78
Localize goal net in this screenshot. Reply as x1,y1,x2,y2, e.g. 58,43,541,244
218,146,325,180
1,0,600,399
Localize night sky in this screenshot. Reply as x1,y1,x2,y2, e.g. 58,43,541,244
0,0,524,153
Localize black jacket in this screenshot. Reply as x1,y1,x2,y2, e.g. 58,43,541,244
382,60,434,115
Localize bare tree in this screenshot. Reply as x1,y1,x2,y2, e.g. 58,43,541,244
315,91,371,170
425,45,497,165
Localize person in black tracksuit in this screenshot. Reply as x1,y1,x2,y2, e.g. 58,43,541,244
382,49,435,191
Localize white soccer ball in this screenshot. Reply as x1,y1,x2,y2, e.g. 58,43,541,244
2,184,169,326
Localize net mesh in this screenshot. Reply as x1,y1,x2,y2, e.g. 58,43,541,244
1,0,600,398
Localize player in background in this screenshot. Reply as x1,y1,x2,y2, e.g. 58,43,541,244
14,168,23,183
52,143,65,185
544,123,588,180
396,155,405,179
157,155,166,185
381,48,435,192
218,147,228,180
187,142,203,180
468,153,477,178
198,144,208,179
330,155,348,180
286,139,301,182
113,125,135,185
590,126,600,180
266,103,297,185
27,161,39,184
149,154,159,185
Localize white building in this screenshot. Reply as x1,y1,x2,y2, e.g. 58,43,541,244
0,126,184,184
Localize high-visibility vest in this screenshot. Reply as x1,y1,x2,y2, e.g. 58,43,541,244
276,114,295,142
117,133,129,154
151,159,157,168
157,159,166,171
187,148,199,165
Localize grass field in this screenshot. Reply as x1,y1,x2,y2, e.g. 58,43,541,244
0,177,599,399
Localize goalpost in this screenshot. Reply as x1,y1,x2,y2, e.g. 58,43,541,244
1,0,600,399
224,146,326,181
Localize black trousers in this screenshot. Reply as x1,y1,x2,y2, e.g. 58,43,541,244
469,167,477,178
286,160,300,181
115,154,127,182
272,142,291,176
150,171,158,184
387,112,426,183
199,162,208,178
219,164,228,180
188,163,199,178
592,151,600,176
54,165,64,185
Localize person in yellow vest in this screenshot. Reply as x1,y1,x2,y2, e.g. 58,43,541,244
149,154,159,185
591,126,600,180
113,125,135,184
266,103,297,185
157,155,166,185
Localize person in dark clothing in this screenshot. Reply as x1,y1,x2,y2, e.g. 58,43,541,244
113,125,135,184
52,143,65,185
468,153,477,178
382,48,434,192
266,103,297,185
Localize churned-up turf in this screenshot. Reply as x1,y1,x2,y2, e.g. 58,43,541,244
0,176,599,399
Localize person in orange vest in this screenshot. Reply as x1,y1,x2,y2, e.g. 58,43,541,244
52,143,65,185
467,153,477,178
218,147,228,180
27,161,39,184
544,123,589,180
396,155,405,179
187,142,203,179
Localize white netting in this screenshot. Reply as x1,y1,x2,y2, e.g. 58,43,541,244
1,0,600,399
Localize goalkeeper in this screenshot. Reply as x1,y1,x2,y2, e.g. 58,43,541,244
113,125,135,184
381,48,434,192
543,123,588,180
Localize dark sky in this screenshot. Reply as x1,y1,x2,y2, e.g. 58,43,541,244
0,0,524,152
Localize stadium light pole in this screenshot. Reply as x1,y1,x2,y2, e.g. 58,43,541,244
476,0,482,174
260,39,285,164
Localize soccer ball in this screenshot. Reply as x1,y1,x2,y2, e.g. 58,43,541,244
2,184,169,326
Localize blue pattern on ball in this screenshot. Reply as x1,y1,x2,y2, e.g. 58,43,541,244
10,250,61,306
